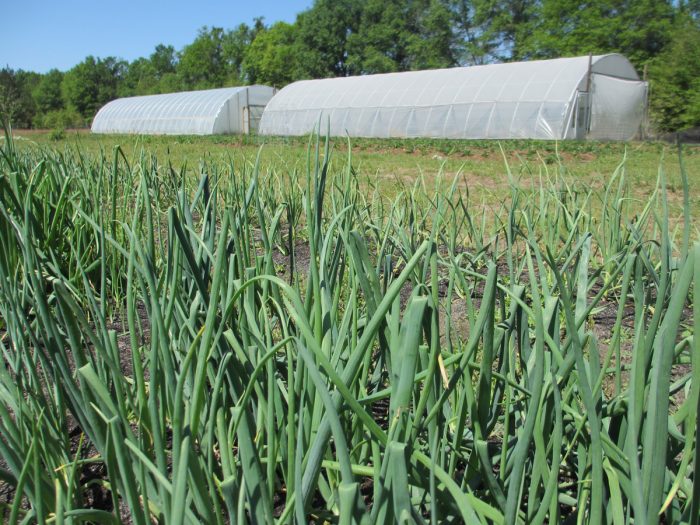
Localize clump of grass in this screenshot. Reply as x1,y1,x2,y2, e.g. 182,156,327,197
48,128,66,141
0,123,697,524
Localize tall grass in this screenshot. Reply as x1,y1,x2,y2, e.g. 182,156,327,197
0,125,697,524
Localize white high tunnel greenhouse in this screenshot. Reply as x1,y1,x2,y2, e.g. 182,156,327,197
259,54,647,140
91,85,276,135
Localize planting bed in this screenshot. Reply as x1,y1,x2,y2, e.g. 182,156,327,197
0,129,698,524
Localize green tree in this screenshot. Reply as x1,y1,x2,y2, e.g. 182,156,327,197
447,0,500,64
648,16,700,131
221,22,261,84
149,44,181,93
157,73,181,93
346,0,411,73
178,27,227,89
62,56,126,121
346,0,457,74
407,0,456,70
0,67,38,128
120,58,158,96
294,0,365,78
679,0,700,19
120,44,180,97
515,0,674,65
243,22,300,87
150,44,177,78
469,0,539,61
33,69,64,114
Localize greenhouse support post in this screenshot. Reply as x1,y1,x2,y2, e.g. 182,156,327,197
641,64,649,140
585,53,593,135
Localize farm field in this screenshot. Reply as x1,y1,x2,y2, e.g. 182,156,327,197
9,129,700,216
0,128,698,523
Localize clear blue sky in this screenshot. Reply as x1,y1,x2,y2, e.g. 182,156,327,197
1,0,314,73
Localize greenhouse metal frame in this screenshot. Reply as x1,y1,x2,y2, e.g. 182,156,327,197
259,54,647,141
91,85,276,135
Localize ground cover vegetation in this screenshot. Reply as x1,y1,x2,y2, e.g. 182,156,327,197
1,0,700,133
0,124,698,523
11,129,700,222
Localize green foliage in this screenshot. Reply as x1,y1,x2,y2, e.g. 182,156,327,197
472,0,538,61
0,67,38,128
406,0,456,69
294,0,364,78
446,0,494,64
0,132,697,523
32,69,64,114
221,22,262,84
178,26,227,89
517,0,675,65
648,16,700,132
120,57,159,96
177,24,263,89
150,43,178,78
33,106,84,129
47,128,65,141
120,44,180,97
62,56,126,120
3,0,699,131
243,22,300,86
346,0,457,74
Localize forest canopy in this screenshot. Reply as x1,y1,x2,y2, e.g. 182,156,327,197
1,0,699,133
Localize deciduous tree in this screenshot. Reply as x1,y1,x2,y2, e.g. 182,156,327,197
62,56,126,121
294,0,365,78
32,69,64,114
0,67,37,127
150,44,177,78
178,27,227,89
648,16,700,131
243,22,300,87
346,0,457,74
515,0,675,66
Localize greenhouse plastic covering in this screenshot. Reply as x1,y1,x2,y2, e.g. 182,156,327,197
588,75,647,140
259,54,646,141
92,85,275,135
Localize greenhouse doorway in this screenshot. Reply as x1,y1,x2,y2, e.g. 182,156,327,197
573,92,591,139
244,105,267,134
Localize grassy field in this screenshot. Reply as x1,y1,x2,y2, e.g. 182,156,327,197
9,129,700,216
0,128,698,524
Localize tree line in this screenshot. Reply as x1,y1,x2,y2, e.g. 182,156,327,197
1,0,699,133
